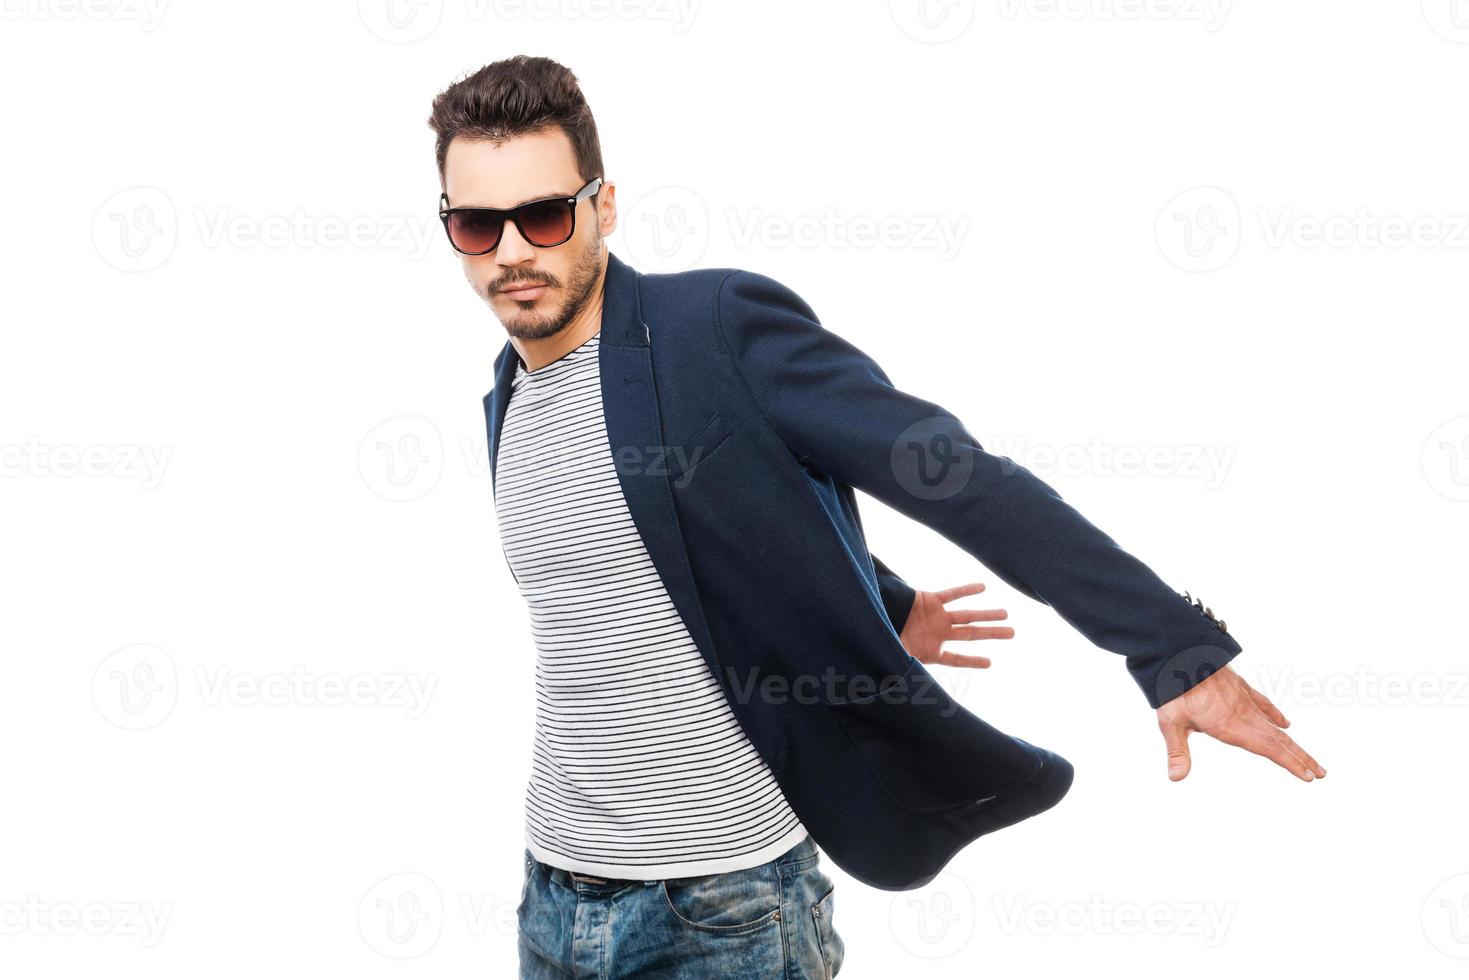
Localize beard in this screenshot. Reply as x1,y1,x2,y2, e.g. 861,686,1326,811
486,232,604,342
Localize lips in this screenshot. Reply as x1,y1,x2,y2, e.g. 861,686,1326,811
499,281,549,300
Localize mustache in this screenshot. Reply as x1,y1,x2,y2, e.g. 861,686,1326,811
490,274,556,294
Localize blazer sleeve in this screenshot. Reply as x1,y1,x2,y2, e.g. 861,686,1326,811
714,269,1241,710
869,553,917,635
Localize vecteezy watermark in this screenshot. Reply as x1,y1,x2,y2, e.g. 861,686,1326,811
92,186,178,273
1249,664,1469,709
1422,0,1469,44
92,644,439,729
1153,643,1237,712
0,438,173,489
994,0,1232,31
1421,415,1469,502
1157,186,1469,272
358,415,445,503
1155,186,1241,273
357,871,522,960
192,207,436,255
358,873,444,959
890,0,976,43
982,434,1236,490
355,412,734,502
0,0,168,30
92,186,439,273
1422,873,1469,959
192,665,438,718
725,208,969,262
889,871,978,958
991,893,1236,946
91,644,179,731
720,665,965,716
356,0,700,44
616,186,970,273
890,417,978,502
1256,207,1469,251
0,896,173,947
617,186,711,274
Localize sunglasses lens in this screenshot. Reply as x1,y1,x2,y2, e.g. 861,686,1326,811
519,200,575,246
447,210,503,254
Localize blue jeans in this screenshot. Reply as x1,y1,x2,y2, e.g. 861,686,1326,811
516,834,844,978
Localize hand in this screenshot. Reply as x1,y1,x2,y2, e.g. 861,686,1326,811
897,581,1013,668
1156,664,1327,783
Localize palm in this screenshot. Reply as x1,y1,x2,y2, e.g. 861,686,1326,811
897,581,1014,668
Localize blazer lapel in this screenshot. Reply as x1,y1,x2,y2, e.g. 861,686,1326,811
484,251,722,665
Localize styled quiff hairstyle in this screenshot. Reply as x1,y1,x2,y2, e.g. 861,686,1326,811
427,55,605,204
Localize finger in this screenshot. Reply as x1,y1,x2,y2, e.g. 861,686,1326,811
947,625,1015,641
933,649,992,669
946,607,1008,624
1209,714,1323,781
1238,676,1290,728
1233,707,1325,777
934,582,986,603
1159,721,1192,781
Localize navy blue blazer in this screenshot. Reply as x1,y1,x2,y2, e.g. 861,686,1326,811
483,250,1242,891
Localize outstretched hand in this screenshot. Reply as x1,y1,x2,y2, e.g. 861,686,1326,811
896,582,1013,668
1157,664,1327,783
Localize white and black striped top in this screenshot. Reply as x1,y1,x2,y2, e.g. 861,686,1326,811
493,328,807,879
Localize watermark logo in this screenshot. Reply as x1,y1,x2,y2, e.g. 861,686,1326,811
618,186,710,273
359,415,444,502
890,0,976,43
1422,0,1469,43
889,870,977,958
357,0,444,42
92,186,177,273
93,186,437,272
1155,186,1240,273
91,643,178,731
891,417,977,502
1422,873,1469,958
1154,643,1235,711
1158,188,1469,272
92,646,439,728
1421,415,1469,502
358,873,444,958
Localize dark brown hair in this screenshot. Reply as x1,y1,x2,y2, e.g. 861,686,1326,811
427,55,604,201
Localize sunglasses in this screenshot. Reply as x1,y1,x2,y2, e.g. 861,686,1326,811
438,177,603,255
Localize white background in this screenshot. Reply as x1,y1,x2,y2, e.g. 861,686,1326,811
3,1,1467,977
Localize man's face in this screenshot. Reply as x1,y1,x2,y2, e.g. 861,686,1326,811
442,129,615,341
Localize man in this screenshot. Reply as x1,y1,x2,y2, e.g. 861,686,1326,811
428,55,1324,979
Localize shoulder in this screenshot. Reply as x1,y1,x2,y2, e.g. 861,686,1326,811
636,263,819,331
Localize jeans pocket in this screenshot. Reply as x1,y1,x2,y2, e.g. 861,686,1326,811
811,886,844,977
517,851,534,919
660,865,782,934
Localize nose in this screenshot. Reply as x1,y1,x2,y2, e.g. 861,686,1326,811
494,217,537,265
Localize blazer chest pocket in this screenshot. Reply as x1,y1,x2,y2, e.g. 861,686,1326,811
665,412,733,484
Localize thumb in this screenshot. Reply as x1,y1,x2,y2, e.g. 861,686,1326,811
1161,722,1192,781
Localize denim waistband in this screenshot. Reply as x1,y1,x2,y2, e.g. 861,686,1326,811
529,834,817,894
